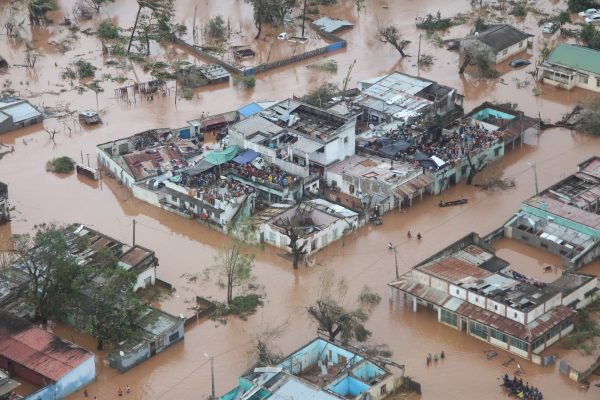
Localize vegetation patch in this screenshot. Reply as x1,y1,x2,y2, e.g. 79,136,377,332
75,59,96,79
418,54,434,66
307,59,338,73
207,15,227,40
416,12,454,31
211,294,264,321
510,2,528,17
562,300,600,355
237,75,256,88
97,20,120,40
46,156,75,173
303,83,339,108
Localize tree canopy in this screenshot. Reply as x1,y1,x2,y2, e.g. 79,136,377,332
249,0,297,39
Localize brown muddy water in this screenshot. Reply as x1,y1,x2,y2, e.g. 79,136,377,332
1,0,600,399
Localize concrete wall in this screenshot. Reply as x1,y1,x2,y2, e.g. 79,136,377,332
562,277,598,309
494,39,528,63
108,342,151,373
53,356,96,398
132,184,164,207
97,148,135,188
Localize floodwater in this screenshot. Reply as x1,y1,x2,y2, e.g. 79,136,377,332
1,0,600,399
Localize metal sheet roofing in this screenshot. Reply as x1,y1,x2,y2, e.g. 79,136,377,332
0,312,93,382
528,195,600,231
0,101,41,123
313,17,353,33
238,102,263,118
389,275,450,306
471,24,531,52
545,44,600,75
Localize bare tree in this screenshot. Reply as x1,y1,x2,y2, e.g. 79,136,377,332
24,42,42,69
378,24,410,57
211,239,255,305
274,217,307,269
306,270,372,345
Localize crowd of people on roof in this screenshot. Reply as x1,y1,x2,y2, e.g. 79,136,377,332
502,374,543,399
227,161,300,189
361,121,502,163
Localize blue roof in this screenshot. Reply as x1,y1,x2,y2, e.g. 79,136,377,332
238,102,263,118
232,149,259,164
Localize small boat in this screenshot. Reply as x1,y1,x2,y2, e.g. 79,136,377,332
370,216,382,225
439,198,468,207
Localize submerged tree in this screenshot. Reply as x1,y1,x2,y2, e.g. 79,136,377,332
11,225,81,322
378,24,410,57
28,0,57,25
306,270,372,345
302,83,339,108
127,0,174,54
275,217,307,269
212,238,256,305
249,0,296,39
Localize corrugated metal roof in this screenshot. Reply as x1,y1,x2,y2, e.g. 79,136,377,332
443,297,464,312
417,253,493,285
313,17,353,34
390,275,450,306
546,44,600,75
272,376,341,400
0,312,93,382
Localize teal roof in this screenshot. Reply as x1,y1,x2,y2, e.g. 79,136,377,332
546,44,600,75
204,145,239,165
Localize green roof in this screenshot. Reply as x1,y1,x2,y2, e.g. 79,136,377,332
546,44,600,75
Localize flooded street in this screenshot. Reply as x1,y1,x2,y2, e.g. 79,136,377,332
1,0,600,398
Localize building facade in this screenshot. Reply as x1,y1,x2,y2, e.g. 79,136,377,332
536,44,600,93
0,98,43,134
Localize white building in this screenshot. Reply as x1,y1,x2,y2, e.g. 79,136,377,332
254,199,358,255
536,44,600,93
228,99,356,176
460,24,531,64
0,97,43,134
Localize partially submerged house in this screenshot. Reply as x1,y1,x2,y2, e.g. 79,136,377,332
504,156,600,269
0,311,95,400
0,98,43,134
254,199,358,255
460,24,532,64
325,154,431,213
220,337,405,400
536,44,600,93
389,232,597,364
0,182,8,224
107,307,184,373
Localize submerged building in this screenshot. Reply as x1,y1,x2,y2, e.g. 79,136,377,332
389,233,597,364
504,156,600,269
536,44,600,93
220,337,406,400
0,97,43,134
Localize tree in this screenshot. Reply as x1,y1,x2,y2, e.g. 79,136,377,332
378,24,410,57
80,0,114,13
207,15,226,40
24,42,42,69
306,270,371,345
249,0,297,39
28,0,57,25
212,239,255,305
78,252,143,350
567,0,599,12
302,83,339,108
473,17,487,33
127,0,174,55
274,217,307,269
11,225,81,322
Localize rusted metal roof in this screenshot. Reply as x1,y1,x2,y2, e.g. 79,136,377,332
395,174,433,198
581,159,600,179
528,305,575,340
390,275,450,306
417,255,493,285
0,311,93,382
119,246,153,267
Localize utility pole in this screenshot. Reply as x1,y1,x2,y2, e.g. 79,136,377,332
389,244,399,279
132,219,136,246
86,153,90,167
301,0,307,38
204,353,215,399
528,162,539,195
417,33,422,77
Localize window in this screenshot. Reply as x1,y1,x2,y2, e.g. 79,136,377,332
596,77,600,87
579,74,589,84
269,232,276,243
349,184,355,194
456,289,460,295
560,319,573,331
519,41,523,48
490,329,507,343
441,309,457,326
470,321,488,339
532,337,545,351
514,312,518,318
169,331,180,342
510,336,528,351
380,385,387,395
494,304,498,311
503,49,508,55
494,147,500,156
344,137,349,144
545,325,561,341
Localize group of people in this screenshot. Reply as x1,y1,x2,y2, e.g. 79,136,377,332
407,230,422,240
426,350,445,365
228,161,300,189
416,123,501,164
501,374,543,399
83,384,131,399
